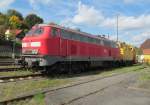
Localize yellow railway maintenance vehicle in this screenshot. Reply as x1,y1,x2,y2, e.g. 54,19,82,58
117,42,136,65
143,55,150,64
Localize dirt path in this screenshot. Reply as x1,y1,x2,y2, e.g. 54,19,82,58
45,68,149,105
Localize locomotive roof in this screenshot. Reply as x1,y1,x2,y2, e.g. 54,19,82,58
37,24,115,42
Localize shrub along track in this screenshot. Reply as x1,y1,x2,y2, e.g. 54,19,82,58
0,65,145,105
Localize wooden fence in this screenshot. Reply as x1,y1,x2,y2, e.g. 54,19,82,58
0,36,21,58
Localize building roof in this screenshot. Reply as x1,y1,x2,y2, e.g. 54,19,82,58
140,39,150,49
143,49,150,55
5,29,22,36
15,29,22,36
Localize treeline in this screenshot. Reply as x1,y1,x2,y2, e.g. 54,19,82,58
0,9,44,39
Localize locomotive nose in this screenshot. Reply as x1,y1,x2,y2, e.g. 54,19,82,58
22,41,41,55
26,59,39,68
22,41,41,48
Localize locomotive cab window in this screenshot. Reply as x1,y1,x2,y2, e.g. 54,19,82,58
26,27,44,36
34,28,44,35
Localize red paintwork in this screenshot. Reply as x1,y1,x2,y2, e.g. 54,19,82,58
22,25,120,61
22,26,50,55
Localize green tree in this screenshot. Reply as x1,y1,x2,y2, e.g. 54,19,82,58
7,9,23,20
20,20,29,30
0,13,9,38
0,13,9,27
135,47,143,55
0,25,6,38
9,15,22,29
25,14,43,28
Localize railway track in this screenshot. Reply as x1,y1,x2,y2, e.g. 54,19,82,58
0,73,43,83
0,58,22,72
0,61,14,66
0,66,144,105
0,58,15,66
0,67,22,72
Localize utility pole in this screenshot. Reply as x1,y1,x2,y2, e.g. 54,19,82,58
116,14,119,42
12,38,16,59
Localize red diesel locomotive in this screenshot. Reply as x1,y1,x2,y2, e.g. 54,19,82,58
22,24,120,71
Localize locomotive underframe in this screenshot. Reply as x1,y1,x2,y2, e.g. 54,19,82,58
21,54,134,73
22,54,117,67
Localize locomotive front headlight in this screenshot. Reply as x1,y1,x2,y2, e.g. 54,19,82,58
31,42,41,47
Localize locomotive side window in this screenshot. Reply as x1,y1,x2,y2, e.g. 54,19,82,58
61,29,71,39
72,33,80,41
60,28,116,47
111,42,114,48
91,38,95,43
103,40,111,47
88,38,92,43
88,38,91,43
83,36,89,43
80,35,84,42
96,39,99,44
111,42,118,48
52,28,58,37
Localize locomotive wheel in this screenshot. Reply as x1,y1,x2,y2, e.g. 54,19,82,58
42,66,53,74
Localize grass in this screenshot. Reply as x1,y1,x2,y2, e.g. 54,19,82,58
0,65,18,69
138,67,150,89
0,64,145,103
139,71,150,82
139,67,150,82
98,64,144,77
143,63,150,67
0,78,70,101
7,93,45,105
7,94,46,105
32,93,45,105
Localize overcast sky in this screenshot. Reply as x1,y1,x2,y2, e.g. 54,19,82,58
0,0,150,46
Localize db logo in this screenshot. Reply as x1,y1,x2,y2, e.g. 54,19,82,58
104,49,107,53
